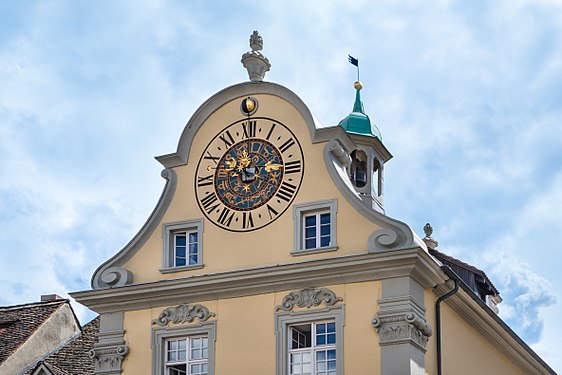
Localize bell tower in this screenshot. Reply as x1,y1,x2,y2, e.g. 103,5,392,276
338,81,391,213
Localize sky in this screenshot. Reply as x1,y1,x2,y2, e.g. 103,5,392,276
1,0,561,371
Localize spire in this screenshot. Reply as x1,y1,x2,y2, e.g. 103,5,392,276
338,81,382,140
241,31,271,82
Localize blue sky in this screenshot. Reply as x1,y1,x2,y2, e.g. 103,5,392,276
1,0,561,371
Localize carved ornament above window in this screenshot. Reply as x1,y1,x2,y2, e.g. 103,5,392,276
276,287,343,312
152,304,216,326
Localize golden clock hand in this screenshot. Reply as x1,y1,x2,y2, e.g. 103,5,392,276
206,155,237,172
264,161,283,172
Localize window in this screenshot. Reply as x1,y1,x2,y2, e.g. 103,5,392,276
293,200,337,254
276,306,344,375
289,322,337,375
173,231,199,267
152,322,216,375
303,212,331,250
165,336,208,375
349,150,367,188
162,219,204,272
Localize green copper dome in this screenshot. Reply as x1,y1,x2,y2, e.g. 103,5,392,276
338,81,381,140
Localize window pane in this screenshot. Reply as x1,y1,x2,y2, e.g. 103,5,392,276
189,254,198,265
305,227,316,238
305,239,316,249
320,213,330,224
320,224,330,236
175,257,186,267
176,247,186,257
317,335,326,345
327,323,335,333
178,348,186,361
327,333,336,344
188,232,198,243
305,215,316,226
178,340,186,350
175,235,186,246
320,236,330,247
168,364,187,375
316,324,326,334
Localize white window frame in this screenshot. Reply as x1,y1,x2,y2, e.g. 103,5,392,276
275,306,344,375
292,199,337,255
152,321,216,375
164,335,208,375
162,219,204,272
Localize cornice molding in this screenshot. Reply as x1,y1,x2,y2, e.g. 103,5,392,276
434,283,556,374
72,247,445,314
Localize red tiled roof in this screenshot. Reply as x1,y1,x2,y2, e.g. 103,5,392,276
0,299,69,365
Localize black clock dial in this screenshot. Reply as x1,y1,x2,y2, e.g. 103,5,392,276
195,117,304,232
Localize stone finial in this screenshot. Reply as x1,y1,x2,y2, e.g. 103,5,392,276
422,223,439,250
241,30,271,82
249,30,263,51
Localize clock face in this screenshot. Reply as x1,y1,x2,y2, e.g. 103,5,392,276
195,117,304,232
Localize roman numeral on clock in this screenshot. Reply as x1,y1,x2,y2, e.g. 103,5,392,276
203,151,220,164
242,212,254,229
276,181,297,202
200,193,220,214
266,204,278,220
219,130,235,148
279,138,295,153
284,160,301,174
242,120,257,139
266,123,276,140
197,174,214,187
217,207,234,227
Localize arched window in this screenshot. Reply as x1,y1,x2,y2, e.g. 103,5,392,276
349,150,367,188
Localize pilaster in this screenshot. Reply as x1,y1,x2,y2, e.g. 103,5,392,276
373,277,432,375
89,312,129,375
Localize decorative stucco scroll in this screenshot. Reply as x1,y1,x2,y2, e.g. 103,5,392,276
327,140,352,166
89,344,129,375
372,296,433,351
368,228,401,251
276,287,343,312
152,304,216,326
99,267,133,288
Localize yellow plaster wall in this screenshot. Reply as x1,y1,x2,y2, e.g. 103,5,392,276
124,93,382,284
121,281,381,374
424,289,526,375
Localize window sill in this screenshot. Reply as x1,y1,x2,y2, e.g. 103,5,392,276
291,246,338,256
160,264,204,273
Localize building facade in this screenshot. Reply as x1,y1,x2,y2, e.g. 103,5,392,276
71,32,555,375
